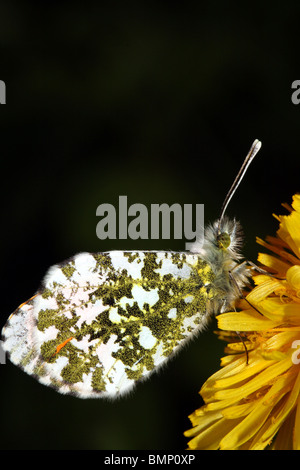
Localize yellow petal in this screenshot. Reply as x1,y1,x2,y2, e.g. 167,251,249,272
185,409,223,435
214,357,292,402
257,253,290,274
220,374,293,450
214,357,275,389
257,235,300,265
291,193,300,213
278,211,300,258
224,340,252,353
220,354,244,367
286,265,300,290
187,415,241,450
258,297,300,323
246,277,285,304
218,310,279,331
220,398,272,449
221,401,258,419
251,368,300,449
244,371,297,449
270,411,295,450
200,355,247,395
260,350,287,361
262,331,300,351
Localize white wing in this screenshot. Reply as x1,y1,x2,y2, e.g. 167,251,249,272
2,250,216,398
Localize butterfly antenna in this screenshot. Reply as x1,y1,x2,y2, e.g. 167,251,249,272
218,139,262,234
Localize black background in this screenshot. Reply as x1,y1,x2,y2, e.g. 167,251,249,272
0,0,299,450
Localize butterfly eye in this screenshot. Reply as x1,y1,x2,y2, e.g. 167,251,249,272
217,232,231,249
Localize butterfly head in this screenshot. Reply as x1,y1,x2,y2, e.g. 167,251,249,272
192,216,243,264
215,216,243,258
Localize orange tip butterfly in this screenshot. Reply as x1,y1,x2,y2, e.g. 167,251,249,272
1,139,261,398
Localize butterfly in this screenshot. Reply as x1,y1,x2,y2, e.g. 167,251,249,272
1,139,261,399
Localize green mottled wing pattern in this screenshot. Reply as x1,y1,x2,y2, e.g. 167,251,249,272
2,250,217,398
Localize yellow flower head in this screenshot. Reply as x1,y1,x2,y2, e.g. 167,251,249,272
185,194,300,450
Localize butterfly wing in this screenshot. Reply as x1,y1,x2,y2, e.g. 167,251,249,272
2,250,215,398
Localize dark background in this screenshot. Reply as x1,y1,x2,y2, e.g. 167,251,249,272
0,0,299,450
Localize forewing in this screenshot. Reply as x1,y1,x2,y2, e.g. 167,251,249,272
2,251,215,398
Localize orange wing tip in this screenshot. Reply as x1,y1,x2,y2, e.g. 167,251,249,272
52,337,74,357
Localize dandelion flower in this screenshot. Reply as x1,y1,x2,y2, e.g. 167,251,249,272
184,194,300,450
